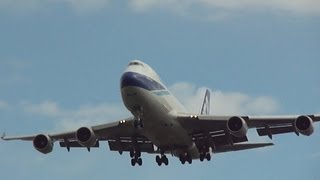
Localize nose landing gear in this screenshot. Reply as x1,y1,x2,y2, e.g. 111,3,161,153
133,118,144,128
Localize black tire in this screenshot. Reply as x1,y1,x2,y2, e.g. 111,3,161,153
131,158,136,166
187,155,192,164
164,157,169,166
180,156,186,165
206,153,211,161
137,158,142,166
200,154,205,162
156,156,162,166
130,150,134,158
136,151,141,157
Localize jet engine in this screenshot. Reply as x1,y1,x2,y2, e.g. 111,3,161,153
76,127,97,147
227,116,248,137
33,134,53,154
294,115,314,136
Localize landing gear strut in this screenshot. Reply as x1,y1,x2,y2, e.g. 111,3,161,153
134,118,144,128
132,106,144,128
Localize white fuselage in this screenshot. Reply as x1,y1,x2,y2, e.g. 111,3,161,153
120,60,199,158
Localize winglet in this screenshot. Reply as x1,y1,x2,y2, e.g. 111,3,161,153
1,132,6,140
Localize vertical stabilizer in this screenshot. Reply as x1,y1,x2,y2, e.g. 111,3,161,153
200,89,211,115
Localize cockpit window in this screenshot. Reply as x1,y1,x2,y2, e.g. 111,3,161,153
128,61,143,66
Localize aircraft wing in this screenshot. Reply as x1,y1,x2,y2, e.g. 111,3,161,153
178,114,320,140
2,117,155,153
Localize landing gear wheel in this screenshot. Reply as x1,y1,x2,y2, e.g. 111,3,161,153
131,158,136,166
200,153,205,162
206,153,211,161
179,155,186,165
137,158,142,166
156,155,162,166
136,151,141,158
163,156,169,166
187,157,192,164
130,150,134,158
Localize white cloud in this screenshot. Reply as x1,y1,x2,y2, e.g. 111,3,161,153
0,0,319,16
21,101,129,131
0,0,110,13
129,0,320,17
22,101,62,117
169,82,280,115
0,100,9,110
64,0,110,13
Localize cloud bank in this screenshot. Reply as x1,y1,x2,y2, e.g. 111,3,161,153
129,0,320,16
169,82,280,115
0,0,110,13
0,0,319,16
21,101,128,131
0,100,9,110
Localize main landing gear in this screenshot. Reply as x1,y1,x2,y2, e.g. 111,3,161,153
156,155,169,166
199,146,212,162
130,150,142,166
179,153,192,165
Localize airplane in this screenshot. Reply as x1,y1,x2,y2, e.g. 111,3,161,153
2,60,320,166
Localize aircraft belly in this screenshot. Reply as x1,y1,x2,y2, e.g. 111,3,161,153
122,87,193,148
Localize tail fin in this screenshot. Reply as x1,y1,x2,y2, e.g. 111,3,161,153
200,89,211,115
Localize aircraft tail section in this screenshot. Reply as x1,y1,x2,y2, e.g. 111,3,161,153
200,89,211,115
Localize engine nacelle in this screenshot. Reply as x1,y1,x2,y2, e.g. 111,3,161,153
76,127,97,147
227,116,248,138
294,115,314,136
33,134,53,154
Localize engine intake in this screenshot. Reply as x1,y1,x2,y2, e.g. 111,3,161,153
294,115,314,136
227,116,248,138
76,127,97,147
33,134,53,154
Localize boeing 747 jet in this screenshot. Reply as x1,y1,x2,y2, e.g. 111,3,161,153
2,60,320,166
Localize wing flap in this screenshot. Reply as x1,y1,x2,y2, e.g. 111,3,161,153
214,143,274,153
193,131,248,147
59,141,100,148
257,125,295,138
108,140,155,153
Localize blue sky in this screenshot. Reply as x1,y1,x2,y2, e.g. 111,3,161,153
0,1,320,180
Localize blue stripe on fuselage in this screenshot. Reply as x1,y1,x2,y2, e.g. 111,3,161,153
121,72,166,91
